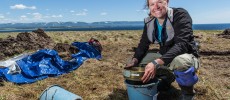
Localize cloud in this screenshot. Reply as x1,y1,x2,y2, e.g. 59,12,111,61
0,18,10,23
51,15,63,18
76,12,87,16
32,13,42,20
70,10,75,13
10,4,36,10
20,15,27,20
83,9,88,12
0,15,5,19
20,15,27,18
75,9,88,16
25,12,63,21
100,12,107,16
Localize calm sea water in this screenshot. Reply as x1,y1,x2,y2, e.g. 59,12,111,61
0,23,230,33
193,23,230,30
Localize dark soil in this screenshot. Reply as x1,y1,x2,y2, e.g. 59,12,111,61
53,43,79,60
217,28,230,39
0,28,79,60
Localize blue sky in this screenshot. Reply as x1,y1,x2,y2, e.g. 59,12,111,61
1,0,230,24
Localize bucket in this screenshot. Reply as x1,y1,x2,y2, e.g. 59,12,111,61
125,79,159,100
39,85,82,100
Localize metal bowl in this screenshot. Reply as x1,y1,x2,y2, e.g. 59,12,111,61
123,67,145,81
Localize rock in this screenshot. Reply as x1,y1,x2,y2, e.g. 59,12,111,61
222,28,230,35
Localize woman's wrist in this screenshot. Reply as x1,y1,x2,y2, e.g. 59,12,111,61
155,58,164,65
152,60,160,69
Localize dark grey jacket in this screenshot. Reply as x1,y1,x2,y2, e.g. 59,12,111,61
133,8,199,65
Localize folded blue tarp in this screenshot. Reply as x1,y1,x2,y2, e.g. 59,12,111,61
0,42,102,84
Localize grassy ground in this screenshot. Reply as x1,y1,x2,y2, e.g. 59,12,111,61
0,30,229,100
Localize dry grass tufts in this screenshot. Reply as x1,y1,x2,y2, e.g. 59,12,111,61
0,30,229,100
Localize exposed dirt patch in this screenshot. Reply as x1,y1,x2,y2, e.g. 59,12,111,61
0,28,80,60
200,51,230,56
217,28,230,39
0,29,55,60
53,43,79,60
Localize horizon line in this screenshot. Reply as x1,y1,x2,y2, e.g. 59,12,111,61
0,21,230,25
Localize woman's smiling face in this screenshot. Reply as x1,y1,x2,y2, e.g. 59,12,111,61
148,0,168,19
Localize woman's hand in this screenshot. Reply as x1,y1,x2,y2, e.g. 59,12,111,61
141,62,156,83
124,58,138,69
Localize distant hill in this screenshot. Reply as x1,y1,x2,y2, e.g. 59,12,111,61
0,21,144,29
0,21,229,32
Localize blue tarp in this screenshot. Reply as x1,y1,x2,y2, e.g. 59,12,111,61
0,42,102,84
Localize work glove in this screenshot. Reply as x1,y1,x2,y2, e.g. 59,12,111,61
124,58,138,69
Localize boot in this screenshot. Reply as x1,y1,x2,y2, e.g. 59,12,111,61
179,85,195,100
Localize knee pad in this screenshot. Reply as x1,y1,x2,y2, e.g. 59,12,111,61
174,67,198,87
